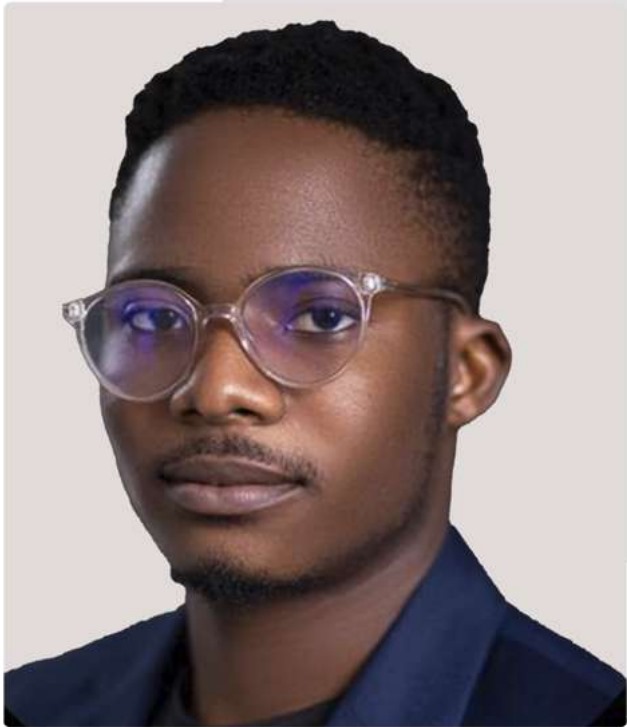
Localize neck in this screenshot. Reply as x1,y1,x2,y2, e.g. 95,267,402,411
184,504,451,725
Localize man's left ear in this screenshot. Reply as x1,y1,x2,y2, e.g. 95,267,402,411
447,315,512,429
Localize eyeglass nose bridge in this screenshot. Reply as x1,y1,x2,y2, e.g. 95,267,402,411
196,302,247,338
195,302,254,356
199,302,239,324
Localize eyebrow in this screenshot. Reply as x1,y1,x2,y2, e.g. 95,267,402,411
106,254,352,297
106,265,286,300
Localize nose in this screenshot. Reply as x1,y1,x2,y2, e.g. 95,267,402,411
168,322,286,426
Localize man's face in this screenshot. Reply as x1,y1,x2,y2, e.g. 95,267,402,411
103,108,455,603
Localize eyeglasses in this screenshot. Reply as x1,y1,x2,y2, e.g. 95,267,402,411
62,265,471,401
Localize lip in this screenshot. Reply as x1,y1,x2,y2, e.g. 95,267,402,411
161,457,300,487
165,481,302,516
160,457,305,516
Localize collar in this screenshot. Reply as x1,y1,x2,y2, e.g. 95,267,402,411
326,525,507,726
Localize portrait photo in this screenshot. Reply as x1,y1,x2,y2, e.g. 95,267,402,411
4,2,625,725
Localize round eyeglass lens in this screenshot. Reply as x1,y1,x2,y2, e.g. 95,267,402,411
241,270,365,386
83,283,196,399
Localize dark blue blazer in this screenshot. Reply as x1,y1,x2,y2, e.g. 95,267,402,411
5,526,625,726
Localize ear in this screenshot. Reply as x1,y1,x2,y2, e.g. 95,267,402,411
447,314,512,429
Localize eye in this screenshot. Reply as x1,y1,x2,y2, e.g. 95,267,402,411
121,303,187,334
285,303,359,334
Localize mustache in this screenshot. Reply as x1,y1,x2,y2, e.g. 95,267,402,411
156,432,320,487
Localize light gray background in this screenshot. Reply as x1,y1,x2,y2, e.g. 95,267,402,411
5,2,625,672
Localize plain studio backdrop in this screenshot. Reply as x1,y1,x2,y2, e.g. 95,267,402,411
4,2,625,673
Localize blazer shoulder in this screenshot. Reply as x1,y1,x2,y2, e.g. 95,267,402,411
464,604,625,726
502,606,624,693
5,608,185,726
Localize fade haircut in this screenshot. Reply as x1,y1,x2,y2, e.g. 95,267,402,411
109,20,491,310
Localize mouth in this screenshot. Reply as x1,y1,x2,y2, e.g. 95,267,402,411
160,457,305,516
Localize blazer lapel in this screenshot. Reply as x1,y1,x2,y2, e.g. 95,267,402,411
326,526,508,726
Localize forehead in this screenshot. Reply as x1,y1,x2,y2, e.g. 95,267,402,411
108,108,441,295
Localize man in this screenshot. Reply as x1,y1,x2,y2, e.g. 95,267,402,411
5,20,625,727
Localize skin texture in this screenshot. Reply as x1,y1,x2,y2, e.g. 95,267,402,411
103,108,511,724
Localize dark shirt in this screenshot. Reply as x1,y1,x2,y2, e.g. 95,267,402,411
150,657,340,726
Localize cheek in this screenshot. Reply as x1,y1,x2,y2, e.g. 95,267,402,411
295,327,446,516
99,390,168,491
100,392,185,550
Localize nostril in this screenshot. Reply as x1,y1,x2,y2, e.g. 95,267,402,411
233,407,255,417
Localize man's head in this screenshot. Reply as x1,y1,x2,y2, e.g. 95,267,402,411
100,21,510,606
109,20,490,310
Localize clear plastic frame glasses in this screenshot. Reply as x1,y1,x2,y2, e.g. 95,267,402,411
62,265,471,402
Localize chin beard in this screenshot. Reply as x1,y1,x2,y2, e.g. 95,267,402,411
170,555,339,608
169,477,432,608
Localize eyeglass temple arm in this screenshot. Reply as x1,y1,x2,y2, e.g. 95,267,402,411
379,279,473,315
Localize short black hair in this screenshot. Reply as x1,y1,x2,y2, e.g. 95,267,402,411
109,20,490,310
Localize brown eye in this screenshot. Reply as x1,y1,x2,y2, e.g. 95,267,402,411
122,303,186,333
285,302,359,334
